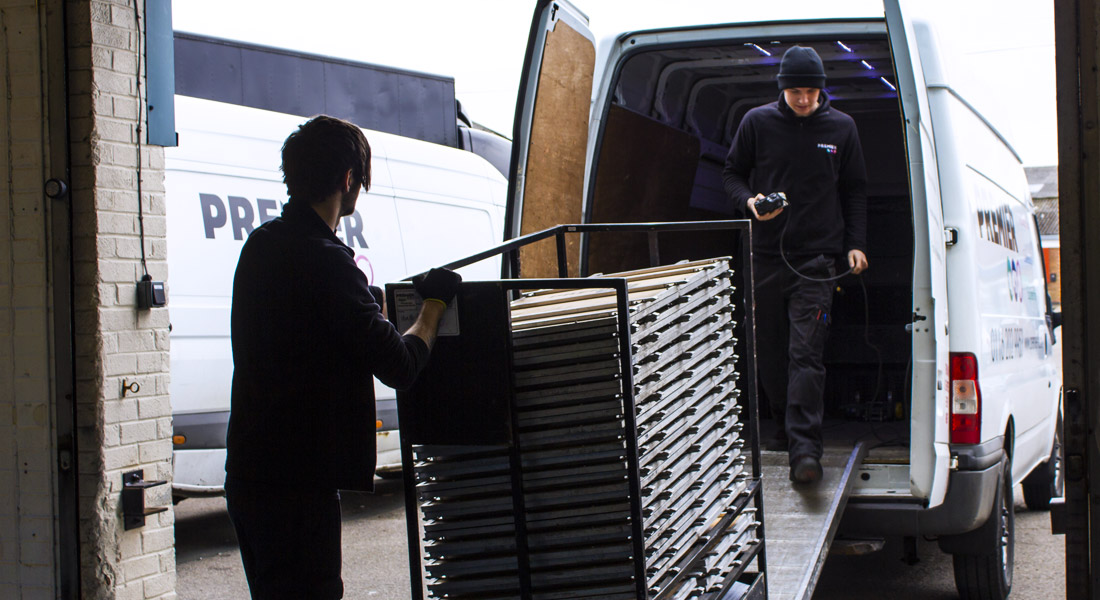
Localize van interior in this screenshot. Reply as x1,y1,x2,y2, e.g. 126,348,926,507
581,34,914,446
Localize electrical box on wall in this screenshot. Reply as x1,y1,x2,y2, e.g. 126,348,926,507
137,275,167,309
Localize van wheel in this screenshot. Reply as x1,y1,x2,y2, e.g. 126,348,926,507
952,458,1014,600
1022,413,1063,510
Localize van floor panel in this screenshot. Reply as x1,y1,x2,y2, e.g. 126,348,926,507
820,420,909,453
864,445,909,463
761,419,909,454
760,443,867,600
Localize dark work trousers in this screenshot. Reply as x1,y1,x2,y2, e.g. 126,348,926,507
225,480,344,600
753,254,835,463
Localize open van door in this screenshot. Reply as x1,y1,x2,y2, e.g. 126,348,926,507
884,0,952,505
504,0,595,278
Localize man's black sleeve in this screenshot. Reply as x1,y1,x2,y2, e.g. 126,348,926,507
839,122,869,253
326,250,430,391
368,285,384,306
723,115,757,218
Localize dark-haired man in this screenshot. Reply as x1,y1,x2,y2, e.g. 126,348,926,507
723,46,868,484
225,115,461,599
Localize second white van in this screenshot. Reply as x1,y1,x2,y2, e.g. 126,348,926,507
167,96,507,498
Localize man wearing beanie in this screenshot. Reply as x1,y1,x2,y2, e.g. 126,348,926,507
722,45,868,484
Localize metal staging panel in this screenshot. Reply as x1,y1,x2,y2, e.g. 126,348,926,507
396,255,764,600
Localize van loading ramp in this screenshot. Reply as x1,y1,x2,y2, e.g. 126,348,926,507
750,442,868,600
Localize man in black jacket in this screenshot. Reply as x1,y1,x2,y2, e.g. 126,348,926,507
226,115,462,599
723,45,868,484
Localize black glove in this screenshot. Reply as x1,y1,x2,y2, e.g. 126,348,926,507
412,267,462,306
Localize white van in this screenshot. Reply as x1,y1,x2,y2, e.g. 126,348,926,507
507,2,1061,598
166,96,507,497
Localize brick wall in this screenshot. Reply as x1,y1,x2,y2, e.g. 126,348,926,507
0,0,175,598
66,1,175,597
0,1,59,596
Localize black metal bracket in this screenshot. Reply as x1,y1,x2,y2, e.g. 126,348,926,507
121,379,140,397
122,469,168,530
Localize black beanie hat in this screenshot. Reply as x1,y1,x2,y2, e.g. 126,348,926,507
777,46,826,90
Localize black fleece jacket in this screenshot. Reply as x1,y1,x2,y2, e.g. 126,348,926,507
723,92,867,258
226,200,429,491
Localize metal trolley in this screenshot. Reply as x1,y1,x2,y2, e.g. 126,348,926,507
387,221,766,600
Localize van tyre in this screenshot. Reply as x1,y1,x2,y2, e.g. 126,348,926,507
951,458,1014,600
1022,413,1063,510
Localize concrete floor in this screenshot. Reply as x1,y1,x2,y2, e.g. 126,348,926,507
174,479,411,599
174,480,1065,599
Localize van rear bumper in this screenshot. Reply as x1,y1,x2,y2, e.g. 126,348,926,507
173,410,230,449
376,429,402,474
173,448,228,497
840,441,1004,537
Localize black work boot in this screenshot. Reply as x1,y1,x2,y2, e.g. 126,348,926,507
789,455,823,484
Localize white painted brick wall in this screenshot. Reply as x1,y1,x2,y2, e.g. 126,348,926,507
67,0,175,597
3,1,176,596
0,0,58,596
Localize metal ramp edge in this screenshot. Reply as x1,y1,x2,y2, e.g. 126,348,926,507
759,442,868,600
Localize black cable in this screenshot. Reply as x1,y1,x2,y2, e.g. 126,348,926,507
776,211,853,282
859,275,884,406
857,272,891,443
859,274,911,448
774,208,889,418
134,0,148,278
768,204,910,447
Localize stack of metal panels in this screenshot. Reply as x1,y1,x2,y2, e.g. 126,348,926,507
409,258,759,599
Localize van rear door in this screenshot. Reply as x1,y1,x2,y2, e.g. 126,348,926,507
884,0,951,505
505,0,595,278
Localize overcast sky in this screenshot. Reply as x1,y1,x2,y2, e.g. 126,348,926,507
173,0,1057,167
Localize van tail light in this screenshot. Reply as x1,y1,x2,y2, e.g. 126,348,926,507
950,353,981,444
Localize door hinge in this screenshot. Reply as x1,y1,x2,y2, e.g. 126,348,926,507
944,227,959,246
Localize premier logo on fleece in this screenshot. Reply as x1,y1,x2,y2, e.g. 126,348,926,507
817,143,838,154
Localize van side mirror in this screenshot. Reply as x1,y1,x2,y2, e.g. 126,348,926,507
1051,310,1063,330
